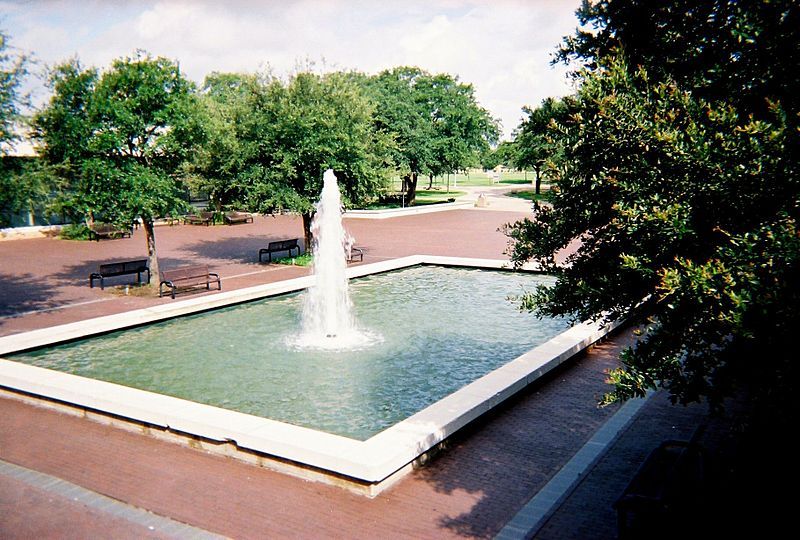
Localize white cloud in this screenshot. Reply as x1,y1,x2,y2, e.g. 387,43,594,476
2,0,581,138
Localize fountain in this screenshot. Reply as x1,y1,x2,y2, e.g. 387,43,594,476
0,169,612,491
292,169,376,350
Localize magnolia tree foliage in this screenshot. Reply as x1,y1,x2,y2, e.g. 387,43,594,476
506,0,800,410
33,53,201,279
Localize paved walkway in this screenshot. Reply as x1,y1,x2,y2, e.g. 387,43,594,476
0,205,750,538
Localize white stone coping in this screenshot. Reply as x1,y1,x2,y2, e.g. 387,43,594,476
0,256,618,486
344,201,473,219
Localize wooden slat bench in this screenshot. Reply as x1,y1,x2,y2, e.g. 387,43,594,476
258,239,300,263
159,265,221,299
89,259,150,290
224,211,254,225
184,212,215,226
88,223,132,241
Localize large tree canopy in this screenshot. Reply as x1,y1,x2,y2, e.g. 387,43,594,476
33,52,202,279
235,70,391,248
506,0,800,411
183,72,257,212
367,67,498,204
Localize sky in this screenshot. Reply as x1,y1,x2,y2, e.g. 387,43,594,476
2,0,582,140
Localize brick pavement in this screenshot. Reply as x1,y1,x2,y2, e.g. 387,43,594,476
0,331,626,538
0,207,752,538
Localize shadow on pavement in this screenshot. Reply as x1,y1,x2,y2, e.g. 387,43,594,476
181,235,307,265
0,272,62,318
413,349,621,539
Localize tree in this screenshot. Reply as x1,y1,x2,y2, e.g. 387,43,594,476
557,0,800,121
505,1,800,412
237,70,391,249
0,157,55,227
0,28,30,152
421,73,499,183
1,28,41,226
368,67,498,204
183,72,258,212
33,52,201,281
512,97,569,195
367,67,434,205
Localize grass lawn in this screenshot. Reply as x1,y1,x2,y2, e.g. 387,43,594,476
384,169,541,190
361,189,465,209
507,189,553,202
275,253,313,266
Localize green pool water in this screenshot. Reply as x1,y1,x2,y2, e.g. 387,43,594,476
9,266,569,440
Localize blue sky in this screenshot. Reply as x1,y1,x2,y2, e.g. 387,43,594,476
2,0,581,139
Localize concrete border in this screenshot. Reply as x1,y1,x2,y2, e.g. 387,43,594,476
344,201,473,219
495,393,653,539
0,256,619,496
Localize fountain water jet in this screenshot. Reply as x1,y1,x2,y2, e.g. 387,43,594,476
292,169,377,350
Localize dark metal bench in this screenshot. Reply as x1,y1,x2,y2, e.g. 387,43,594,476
88,223,132,241
614,426,706,539
258,239,300,263
185,211,215,226
224,211,254,225
347,246,364,262
89,259,150,290
159,265,221,299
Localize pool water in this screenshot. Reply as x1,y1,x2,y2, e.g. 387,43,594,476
10,266,568,440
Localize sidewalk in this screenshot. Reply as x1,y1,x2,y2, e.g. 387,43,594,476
453,183,536,213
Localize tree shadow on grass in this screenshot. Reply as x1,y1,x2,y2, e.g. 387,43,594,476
411,350,621,538
0,272,62,318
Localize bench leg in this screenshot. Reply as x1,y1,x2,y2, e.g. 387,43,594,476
89,275,105,290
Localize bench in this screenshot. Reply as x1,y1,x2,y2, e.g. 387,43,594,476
88,223,132,241
614,427,706,539
89,259,150,290
259,239,300,263
224,211,254,225
347,246,364,263
185,211,215,226
159,265,221,299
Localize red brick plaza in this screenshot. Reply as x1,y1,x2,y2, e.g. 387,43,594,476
1,209,714,539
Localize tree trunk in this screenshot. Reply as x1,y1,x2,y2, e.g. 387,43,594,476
302,212,314,255
427,173,434,190
142,218,160,288
405,172,418,206
534,165,542,195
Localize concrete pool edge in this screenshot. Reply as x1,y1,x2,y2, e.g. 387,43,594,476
0,256,618,496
